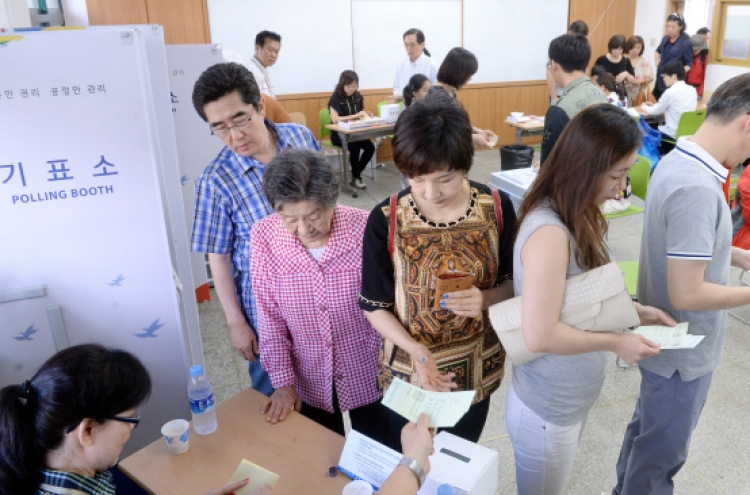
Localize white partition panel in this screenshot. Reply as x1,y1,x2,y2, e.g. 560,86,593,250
0,29,190,454
165,43,226,296
351,0,462,90
464,0,568,83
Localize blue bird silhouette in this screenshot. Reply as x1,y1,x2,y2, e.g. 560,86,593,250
13,325,38,341
108,274,126,287
180,175,188,185
134,318,165,338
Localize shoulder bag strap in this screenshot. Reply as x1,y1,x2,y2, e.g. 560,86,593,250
491,187,503,236
388,193,398,258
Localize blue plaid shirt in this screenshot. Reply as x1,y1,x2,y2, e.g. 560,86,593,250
191,120,319,326
37,469,115,495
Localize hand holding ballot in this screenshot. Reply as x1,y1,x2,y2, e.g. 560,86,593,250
383,378,475,428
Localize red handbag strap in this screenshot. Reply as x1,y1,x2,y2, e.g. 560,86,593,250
387,193,398,258
491,187,503,235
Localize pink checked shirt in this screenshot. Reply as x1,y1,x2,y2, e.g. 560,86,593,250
251,205,381,413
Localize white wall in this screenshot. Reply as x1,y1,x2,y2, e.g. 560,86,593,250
634,0,667,68
60,0,88,26
704,64,750,92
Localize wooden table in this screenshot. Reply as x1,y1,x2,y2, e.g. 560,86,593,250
326,123,395,198
119,389,349,495
505,117,544,145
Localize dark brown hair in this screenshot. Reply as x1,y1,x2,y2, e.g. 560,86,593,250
626,35,645,56
392,94,473,177
334,70,362,101
608,34,627,52
519,104,641,270
437,47,478,89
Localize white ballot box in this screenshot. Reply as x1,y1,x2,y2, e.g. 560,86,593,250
418,432,498,495
379,103,402,124
490,168,537,214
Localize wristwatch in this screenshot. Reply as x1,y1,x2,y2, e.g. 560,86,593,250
398,456,426,489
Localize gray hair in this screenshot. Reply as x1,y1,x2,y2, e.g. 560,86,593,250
707,73,750,125
263,148,340,210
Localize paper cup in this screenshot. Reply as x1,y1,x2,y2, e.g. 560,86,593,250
342,480,373,495
510,112,524,119
161,419,189,454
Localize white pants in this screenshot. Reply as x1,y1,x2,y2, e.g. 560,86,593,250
505,382,589,495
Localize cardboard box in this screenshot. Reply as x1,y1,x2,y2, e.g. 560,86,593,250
417,432,498,495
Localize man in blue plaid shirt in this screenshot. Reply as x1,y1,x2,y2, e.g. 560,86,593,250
191,63,319,395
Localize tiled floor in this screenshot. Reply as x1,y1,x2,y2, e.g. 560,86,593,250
197,150,750,494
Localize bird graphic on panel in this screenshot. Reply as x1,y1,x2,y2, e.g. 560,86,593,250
108,274,126,287
13,324,38,341
181,175,189,186
134,318,165,338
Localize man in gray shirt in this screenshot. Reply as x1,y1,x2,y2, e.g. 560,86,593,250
613,73,750,494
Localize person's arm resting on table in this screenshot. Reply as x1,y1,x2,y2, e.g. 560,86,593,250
250,233,302,423
521,225,666,364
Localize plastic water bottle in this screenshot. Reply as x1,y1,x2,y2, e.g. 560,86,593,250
188,365,217,434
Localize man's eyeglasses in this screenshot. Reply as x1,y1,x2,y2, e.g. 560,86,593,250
210,113,253,138
66,409,142,433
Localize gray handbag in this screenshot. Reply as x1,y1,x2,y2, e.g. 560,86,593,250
488,261,640,366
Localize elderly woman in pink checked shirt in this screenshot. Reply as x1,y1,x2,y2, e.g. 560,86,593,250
250,148,387,442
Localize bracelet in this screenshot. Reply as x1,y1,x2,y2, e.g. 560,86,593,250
397,456,425,489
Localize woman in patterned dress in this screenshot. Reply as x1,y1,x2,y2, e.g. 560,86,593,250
359,95,516,450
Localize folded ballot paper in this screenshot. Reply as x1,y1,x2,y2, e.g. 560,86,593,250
382,378,475,428
228,459,279,495
338,117,387,130
633,322,705,349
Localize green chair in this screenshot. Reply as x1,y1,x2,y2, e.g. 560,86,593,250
661,109,706,145
318,108,344,172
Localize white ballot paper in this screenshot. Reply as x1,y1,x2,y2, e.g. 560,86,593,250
633,322,705,349
382,378,476,428
338,429,401,490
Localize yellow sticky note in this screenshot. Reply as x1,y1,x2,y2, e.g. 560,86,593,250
228,459,279,495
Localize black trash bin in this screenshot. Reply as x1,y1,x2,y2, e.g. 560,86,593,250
500,145,534,170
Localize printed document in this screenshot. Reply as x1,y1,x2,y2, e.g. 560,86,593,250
633,322,705,349
382,378,475,428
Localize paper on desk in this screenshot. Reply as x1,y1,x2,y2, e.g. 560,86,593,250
338,429,401,490
382,378,476,428
228,459,279,495
633,322,705,349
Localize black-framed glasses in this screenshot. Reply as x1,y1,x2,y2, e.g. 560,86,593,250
66,409,142,433
107,409,142,428
210,113,253,138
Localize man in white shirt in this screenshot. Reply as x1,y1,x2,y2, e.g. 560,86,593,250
640,60,697,154
248,31,281,97
392,28,438,102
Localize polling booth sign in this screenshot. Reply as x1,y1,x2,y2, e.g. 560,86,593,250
0,29,192,454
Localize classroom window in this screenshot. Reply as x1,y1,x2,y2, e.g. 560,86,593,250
712,1,750,66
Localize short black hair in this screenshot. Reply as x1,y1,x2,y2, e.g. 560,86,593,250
706,73,750,125
437,47,478,89
549,34,591,73
697,27,711,35
662,60,685,80
403,73,430,107
568,20,589,36
608,34,626,52
667,12,687,34
192,62,261,121
0,344,151,495
591,64,607,80
255,30,281,47
403,28,425,44
393,94,474,177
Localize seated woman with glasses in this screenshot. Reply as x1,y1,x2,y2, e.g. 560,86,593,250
0,344,270,495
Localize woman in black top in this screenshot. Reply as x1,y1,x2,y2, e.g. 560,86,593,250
594,35,635,93
328,70,375,190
